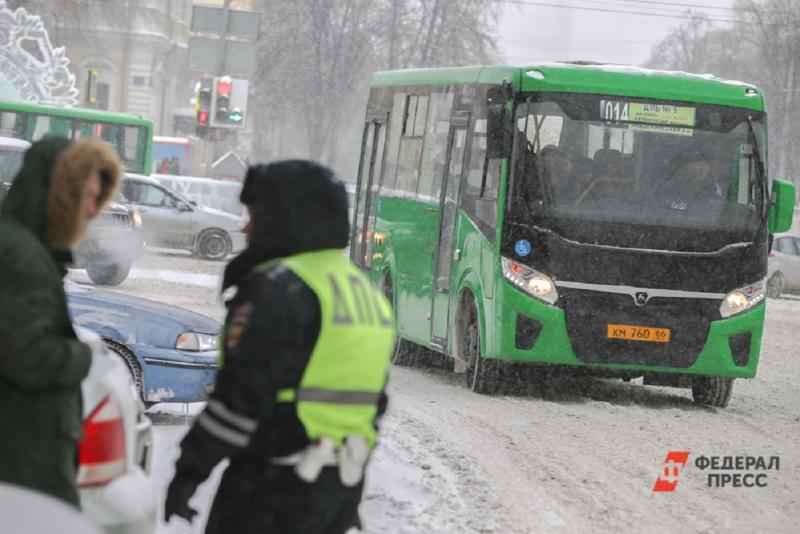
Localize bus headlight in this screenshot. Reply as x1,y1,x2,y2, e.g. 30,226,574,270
501,257,558,305
720,279,766,318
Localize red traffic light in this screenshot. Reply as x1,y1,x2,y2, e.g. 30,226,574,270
216,76,232,99
198,110,209,125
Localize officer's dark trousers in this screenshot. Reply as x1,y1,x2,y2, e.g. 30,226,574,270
204,461,364,534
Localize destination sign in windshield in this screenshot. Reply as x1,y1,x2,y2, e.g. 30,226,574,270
599,99,696,136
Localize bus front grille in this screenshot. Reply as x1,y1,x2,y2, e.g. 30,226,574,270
559,288,719,368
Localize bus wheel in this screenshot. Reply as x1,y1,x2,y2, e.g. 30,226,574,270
767,273,784,299
379,272,418,366
461,302,500,394
691,376,734,408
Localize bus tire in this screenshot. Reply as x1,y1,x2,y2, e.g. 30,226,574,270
767,272,784,299
459,299,500,394
691,376,734,408
379,272,419,366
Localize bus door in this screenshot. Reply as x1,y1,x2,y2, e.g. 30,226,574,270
352,117,387,270
430,115,469,347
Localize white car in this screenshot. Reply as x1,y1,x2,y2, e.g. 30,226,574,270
76,326,156,533
121,174,247,261
0,481,103,534
0,136,31,201
767,233,800,298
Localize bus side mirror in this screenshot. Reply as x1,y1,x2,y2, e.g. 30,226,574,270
486,83,513,159
769,179,795,234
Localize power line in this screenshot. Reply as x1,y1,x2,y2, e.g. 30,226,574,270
609,0,795,16
498,0,739,23
607,0,739,12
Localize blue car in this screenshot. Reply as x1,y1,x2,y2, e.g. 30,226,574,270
66,280,221,404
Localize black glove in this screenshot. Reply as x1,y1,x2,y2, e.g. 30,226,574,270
164,472,201,523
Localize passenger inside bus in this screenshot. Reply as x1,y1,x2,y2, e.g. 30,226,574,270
573,148,635,205
655,146,728,203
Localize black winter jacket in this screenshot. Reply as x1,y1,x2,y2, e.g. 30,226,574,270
0,138,121,506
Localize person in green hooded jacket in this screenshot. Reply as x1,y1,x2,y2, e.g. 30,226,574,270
0,137,122,507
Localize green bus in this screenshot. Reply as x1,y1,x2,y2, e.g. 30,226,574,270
351,63,795,407
0,98,153,175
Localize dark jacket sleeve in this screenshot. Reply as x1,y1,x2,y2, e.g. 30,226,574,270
0,248,91,389
174,265,321,480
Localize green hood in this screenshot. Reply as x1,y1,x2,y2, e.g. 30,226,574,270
0,137,72,243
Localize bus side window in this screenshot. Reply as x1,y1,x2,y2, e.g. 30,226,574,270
31,116,51,141
395,95,426,197
122,127,143,170
101,124,118,145
462,105,499,242
0,111,21,138
419,92,453,200
72,120,95,140
381,93,406,193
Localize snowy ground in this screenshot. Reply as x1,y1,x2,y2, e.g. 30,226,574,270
69,250,800,533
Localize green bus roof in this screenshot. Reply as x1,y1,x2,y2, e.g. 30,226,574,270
371,63,765,111
0,98,154,127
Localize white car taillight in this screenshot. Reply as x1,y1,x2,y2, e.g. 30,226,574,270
77,396,127,487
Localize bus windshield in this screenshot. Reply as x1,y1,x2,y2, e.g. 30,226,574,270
507,93,766,251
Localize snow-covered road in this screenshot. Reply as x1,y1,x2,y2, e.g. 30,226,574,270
70,251,800,533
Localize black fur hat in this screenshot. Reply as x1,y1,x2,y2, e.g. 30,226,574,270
223,160,350,290
243,159,349,253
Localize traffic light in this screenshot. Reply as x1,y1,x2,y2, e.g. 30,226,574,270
228,107,244,124
210,76,249,129
214,76,232,124
87,69,98,105
195,80,212,136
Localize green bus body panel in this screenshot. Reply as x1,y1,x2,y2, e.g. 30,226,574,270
0,98,153,125
492,280,765,378
369,196,439,345
371,65,522,89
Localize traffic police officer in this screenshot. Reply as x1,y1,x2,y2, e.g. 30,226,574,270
164,160,396,533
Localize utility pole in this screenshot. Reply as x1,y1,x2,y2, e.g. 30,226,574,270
203,0,232,173
217,0,232,76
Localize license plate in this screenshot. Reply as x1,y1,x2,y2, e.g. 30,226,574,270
607,324,671,343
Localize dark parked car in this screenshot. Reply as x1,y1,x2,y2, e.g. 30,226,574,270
66,280,221,404
0,137,144,285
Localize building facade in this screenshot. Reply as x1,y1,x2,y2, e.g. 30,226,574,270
9,0,193,136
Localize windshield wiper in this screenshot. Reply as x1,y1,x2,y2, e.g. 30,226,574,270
746,116,769,217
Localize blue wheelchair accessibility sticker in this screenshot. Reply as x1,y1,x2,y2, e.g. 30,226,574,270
515,239,531,257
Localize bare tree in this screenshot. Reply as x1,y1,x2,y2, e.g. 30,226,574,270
645,12,714,73
646,1,800,184
250,0,501,176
